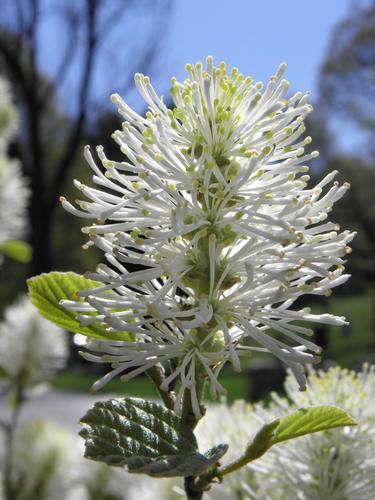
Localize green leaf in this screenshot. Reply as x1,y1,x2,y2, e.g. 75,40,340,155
0,240,32,263
126,444,228,477
245,418,280,461
27,272,131,341
79,397,228,478
221,405,356,477
270,405,357,445
245,405,356,463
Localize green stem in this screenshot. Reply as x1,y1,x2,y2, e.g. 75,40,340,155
3,386,24,500
218,455,250,477
146,365,176,411
182,378,207,500
218,418,280,477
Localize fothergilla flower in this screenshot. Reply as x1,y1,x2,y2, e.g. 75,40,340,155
61,57,353,415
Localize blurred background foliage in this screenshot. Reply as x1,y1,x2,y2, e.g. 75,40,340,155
0,0,374,398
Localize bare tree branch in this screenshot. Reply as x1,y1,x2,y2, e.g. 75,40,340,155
91,0,172,115
51,8,80,88
14,0,25,49
49,0,99,206
0,0,172,275
96,0,135,41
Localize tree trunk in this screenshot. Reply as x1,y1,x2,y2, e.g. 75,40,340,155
29,194,53,276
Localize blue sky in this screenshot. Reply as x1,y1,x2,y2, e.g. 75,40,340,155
150,0,358,153
37,0,352,112
154,0,353,105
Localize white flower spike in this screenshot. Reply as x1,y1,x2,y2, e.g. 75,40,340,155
0,296,67,387
250,365,375,500
61,57,353,415
0,77,29,249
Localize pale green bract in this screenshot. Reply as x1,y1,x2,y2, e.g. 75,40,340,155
27,272,132,342
249,405,356,449
0,240,31,263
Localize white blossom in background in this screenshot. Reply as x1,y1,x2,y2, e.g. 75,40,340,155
0,420,130,500
0,77,29,250
0,296,68,388
249,365,375,500
0,420,80,500
0,77,17,152
61,57,353,414
0,159,29,246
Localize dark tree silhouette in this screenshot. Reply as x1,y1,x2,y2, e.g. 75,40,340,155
329,156,375,289
0,0,172,276
319,0,375,155
318,1,375,335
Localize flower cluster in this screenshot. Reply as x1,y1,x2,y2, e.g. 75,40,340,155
0,77,29,250
61,57,353,414
0,420,128,500
251,365,375,499
0,296,67,388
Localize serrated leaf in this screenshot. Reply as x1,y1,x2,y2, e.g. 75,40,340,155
242,405,356,465
80,397,228,478
0,240,32,263
127,444,228,477
270,405,357,445
27,272,131,341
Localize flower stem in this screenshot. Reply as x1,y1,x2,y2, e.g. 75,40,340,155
217,455,250,477
146,365,176,411
184,467,221,500
182,378,208,499
181,378,206,430
184,477,205,500
3,386,24,500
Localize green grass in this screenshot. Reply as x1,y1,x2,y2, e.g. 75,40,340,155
52,369,249,403
322,289,375,366
215,372,249,402
52,371,158,399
